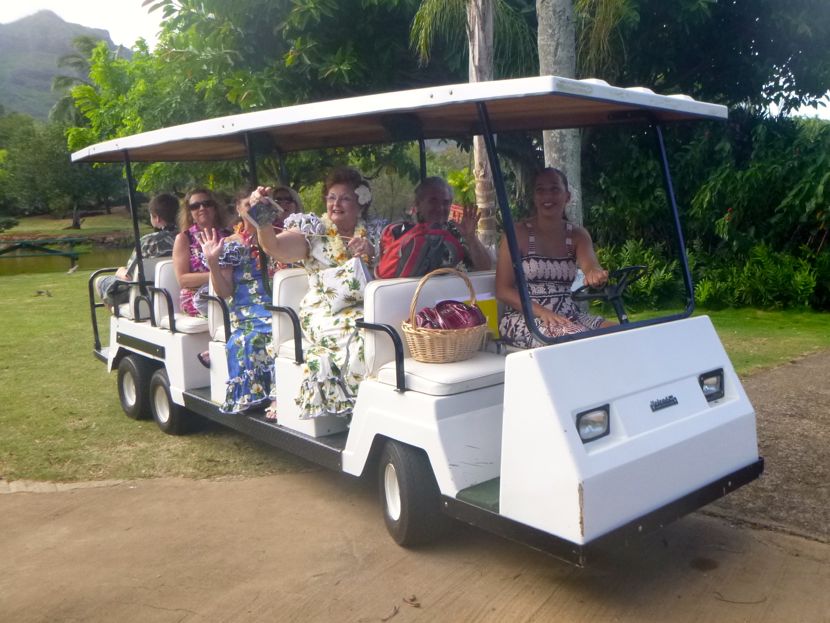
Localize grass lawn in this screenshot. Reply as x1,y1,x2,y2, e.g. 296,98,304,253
2,209,151,239
1,270,829,483
0,271,308,483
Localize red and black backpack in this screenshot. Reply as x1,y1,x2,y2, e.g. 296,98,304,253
377,221,465,279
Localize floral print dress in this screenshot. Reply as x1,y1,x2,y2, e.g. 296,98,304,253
283,213,382,419
180,225,227,317
499,221,605,348
217,235,277,414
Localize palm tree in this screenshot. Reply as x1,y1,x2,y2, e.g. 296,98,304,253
415,0,635,227
536,0,581,222
537,0,638,224
49,36,101,126
411,0,535,251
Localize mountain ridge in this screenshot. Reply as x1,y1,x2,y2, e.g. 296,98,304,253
0,10,125,120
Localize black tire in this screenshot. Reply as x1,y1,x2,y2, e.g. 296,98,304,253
149,368,195,435
378,440,450,547
117,355,154,420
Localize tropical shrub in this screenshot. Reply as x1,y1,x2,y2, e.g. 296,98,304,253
695,245,816,309
595,239,681,310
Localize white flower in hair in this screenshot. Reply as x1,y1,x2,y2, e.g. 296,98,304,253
355,183,372,207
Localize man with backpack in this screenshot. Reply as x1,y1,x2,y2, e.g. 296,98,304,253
376,177,492,278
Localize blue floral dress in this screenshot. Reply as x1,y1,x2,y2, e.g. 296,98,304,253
217,236,277,414
283,213,383,419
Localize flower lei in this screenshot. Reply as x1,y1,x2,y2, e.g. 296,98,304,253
320,213,368,264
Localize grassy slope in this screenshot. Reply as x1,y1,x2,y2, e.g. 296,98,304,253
1,270,828,482
0,271,307,482
2,210,147,239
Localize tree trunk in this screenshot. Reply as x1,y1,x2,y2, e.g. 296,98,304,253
536,0,582,224
70,202,82,229
468,0,499,255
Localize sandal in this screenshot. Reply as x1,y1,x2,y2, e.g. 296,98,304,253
197,351,210,368
264,403,278,422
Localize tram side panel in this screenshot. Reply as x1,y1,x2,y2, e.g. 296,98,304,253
499,315,759,544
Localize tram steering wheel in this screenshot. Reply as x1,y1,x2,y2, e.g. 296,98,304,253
571,265,648,324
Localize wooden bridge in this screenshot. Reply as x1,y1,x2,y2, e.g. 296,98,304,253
0,238,85,267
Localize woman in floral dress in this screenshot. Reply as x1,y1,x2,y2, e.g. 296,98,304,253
496,167,611,348
245,167,382,420
200,190,299,416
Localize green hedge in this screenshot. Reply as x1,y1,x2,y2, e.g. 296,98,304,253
597,241,829,311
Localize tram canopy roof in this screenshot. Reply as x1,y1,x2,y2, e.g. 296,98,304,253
71,75,728,164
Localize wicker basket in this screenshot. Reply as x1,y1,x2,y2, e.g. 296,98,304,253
401,268,489,363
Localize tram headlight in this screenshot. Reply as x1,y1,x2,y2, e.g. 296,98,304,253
576,405,610,443
698,368,724,402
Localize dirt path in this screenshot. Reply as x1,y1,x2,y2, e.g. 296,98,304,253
708,348,830,541
1,351,828,622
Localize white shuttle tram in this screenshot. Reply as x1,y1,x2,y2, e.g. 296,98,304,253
75,76,763,565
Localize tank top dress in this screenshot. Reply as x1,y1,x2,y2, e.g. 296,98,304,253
499,221,605,349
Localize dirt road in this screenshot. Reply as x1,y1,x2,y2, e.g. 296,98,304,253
2,351,829,623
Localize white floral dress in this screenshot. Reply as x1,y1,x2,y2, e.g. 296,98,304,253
283,213,383,419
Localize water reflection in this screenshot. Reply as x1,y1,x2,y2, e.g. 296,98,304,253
0,249,133,276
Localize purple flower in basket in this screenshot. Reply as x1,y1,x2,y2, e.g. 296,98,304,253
415,306,446,329
435,300,486,329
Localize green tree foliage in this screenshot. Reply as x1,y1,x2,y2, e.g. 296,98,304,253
585,116,829,257
410,0,537,78
67,0,452,192
49,35,100,126
2,120,120,223
575,0,830,112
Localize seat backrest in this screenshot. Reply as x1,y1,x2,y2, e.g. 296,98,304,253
207,279,225,341
363,270,497,375
130,257,166,320
271,268,309,348
153,259,182,323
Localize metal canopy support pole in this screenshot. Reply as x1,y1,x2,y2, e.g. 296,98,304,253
277,152,288,184
244,132,272,298
476,102,554,346
123,151,147,287
244,132,258,188
653,123,695,316
418,138,427,180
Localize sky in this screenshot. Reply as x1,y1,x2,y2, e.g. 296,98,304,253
0,0,162,48
0,1,827,119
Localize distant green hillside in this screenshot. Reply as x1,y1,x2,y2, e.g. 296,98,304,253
0,10,123,120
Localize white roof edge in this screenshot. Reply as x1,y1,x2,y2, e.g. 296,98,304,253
71,75,728,163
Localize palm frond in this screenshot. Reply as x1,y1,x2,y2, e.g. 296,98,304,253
410,0,535,76
493,0,536,77
410,0,469,65
575,0,638,78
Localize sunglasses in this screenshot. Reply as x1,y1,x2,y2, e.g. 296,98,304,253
188,199,216,210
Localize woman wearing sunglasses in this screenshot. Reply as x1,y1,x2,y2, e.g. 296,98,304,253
173,188,232,317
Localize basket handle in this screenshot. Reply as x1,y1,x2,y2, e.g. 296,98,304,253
408,267,478,325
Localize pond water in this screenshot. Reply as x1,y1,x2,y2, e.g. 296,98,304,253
0,248,132,276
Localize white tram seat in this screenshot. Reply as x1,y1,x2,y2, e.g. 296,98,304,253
152,260,209,334
206,280,228,402
206,280,226,342
271,268,310,356
363,270,506,396
114,257,167,320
